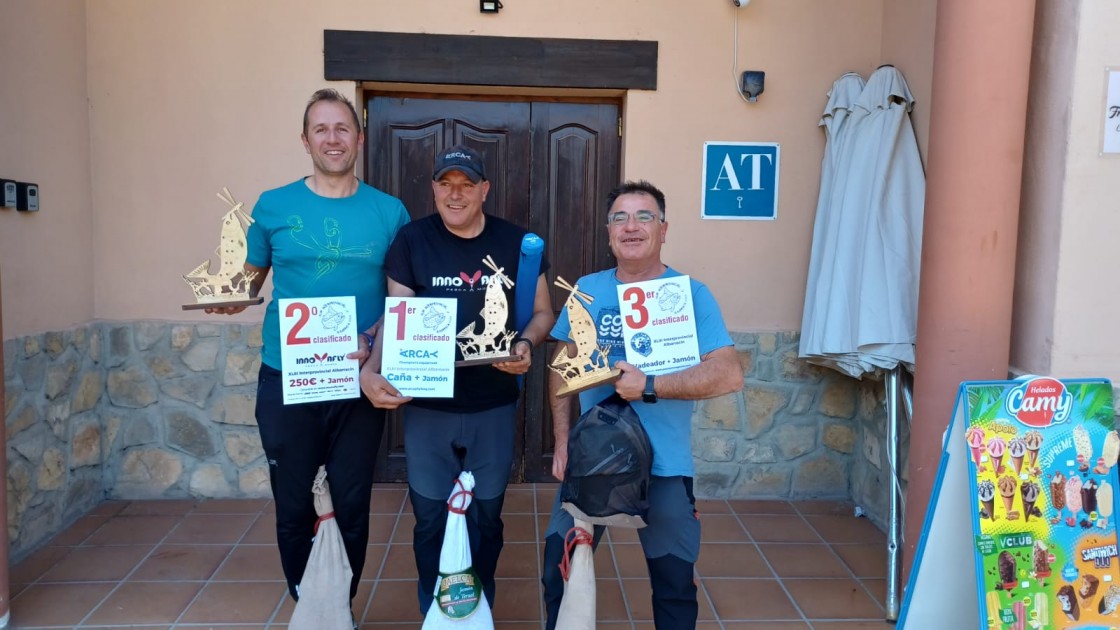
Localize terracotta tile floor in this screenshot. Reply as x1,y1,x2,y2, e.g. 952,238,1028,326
9,484,895,629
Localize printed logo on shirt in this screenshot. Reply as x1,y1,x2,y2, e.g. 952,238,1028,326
431,271,498,292
286,215,373,285
595,307,625,359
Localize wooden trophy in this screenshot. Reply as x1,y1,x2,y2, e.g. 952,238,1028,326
454,255,521,366
181,188,264,311
549,277,622,398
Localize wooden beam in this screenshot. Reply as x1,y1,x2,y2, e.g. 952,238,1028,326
325,30,657,90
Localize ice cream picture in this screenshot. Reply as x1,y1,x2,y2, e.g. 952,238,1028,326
1008,437,1028,476
1099,480,1114,526
1034,593,1048,629
998,475,1019,519
1051,471,1067,517
1067,475,1084,524
998,550,1017,587
1083,478,1100,517
1103,430,1120,471
1099,584,1120,615
1079,574,1100,609
1033,540,1052,577
978,479,996,520
987,436,1007,475
987,591,1001,628
1021,480,1041,522
1012,599,1025,630
967,426,987,469
1074,425,1093,473
1023,429,1043,472
1058,584,1080,621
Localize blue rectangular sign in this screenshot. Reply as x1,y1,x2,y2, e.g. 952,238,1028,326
701,142,780,220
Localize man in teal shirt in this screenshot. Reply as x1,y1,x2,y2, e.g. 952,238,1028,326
209,89,409,608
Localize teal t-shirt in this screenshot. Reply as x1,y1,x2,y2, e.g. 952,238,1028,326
246,179,410,370
550,266,734,477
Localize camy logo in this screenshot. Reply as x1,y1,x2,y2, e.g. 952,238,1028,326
1005,377,1073,427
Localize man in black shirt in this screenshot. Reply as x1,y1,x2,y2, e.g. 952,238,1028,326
360,145,554,614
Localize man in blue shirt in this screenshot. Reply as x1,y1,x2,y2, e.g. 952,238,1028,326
541,180,743,629
208,89,410,610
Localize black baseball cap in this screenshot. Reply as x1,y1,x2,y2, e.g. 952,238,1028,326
432,144,487,183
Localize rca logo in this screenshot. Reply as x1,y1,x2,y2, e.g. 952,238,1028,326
1005,377,1072,427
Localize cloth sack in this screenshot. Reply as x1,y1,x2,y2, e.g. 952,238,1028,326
554,518,596,630
561,393,653,528
290,465,354,630
421,471,495,629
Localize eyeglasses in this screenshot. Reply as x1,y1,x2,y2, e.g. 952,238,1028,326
607,210,661,225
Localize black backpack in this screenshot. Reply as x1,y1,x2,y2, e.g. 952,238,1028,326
560,394,653,528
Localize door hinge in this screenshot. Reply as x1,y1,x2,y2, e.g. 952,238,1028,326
618,117,623,137
363,107,368,128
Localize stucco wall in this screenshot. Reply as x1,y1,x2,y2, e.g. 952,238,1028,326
0,0,94,336
1047,0,1120,384
880,0,937,163
73,0,883,339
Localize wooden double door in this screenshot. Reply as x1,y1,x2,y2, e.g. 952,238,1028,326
364,94,620,483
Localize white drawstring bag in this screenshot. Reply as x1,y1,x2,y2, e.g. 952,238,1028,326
421,471,494,630
290,466,354,630
554,517,596,630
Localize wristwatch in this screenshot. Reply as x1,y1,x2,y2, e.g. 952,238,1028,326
642,375,658,404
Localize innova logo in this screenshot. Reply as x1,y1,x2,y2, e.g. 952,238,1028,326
1005,377,1073,427
294,352,344,365
432,271,493,290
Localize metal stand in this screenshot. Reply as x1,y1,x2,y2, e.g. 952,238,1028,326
884,366,911,621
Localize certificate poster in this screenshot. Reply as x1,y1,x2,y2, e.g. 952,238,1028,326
617,275,700,376
966,377,1119,629
381,297,456,398
278,296,360,405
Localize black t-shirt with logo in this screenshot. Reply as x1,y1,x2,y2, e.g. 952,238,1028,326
384,213,548,413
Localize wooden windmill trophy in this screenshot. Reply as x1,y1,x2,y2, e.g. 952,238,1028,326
549,277,622,398
181,188,264,310
454,255,521,366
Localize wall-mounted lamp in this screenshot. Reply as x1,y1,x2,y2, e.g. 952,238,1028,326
741,71,765,102
480,0,503,13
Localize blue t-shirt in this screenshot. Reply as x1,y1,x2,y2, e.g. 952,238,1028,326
246,179,410,370
550,266,734,477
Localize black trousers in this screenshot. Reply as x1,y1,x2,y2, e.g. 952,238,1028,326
255,364,386,601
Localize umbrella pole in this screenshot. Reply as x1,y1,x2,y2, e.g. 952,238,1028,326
884,367,904,620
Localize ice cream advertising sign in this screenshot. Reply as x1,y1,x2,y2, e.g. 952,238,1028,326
967,378,1118,629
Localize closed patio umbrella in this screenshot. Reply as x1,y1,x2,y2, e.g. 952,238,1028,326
798,65,925,620
799,65,925,378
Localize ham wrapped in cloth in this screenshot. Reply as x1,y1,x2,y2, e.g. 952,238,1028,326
422,472,495,630
555,517,595,630
290,466,354,630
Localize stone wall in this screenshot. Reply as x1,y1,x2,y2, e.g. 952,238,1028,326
4,322,892,559
695,332,896,530
3,321,269,558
